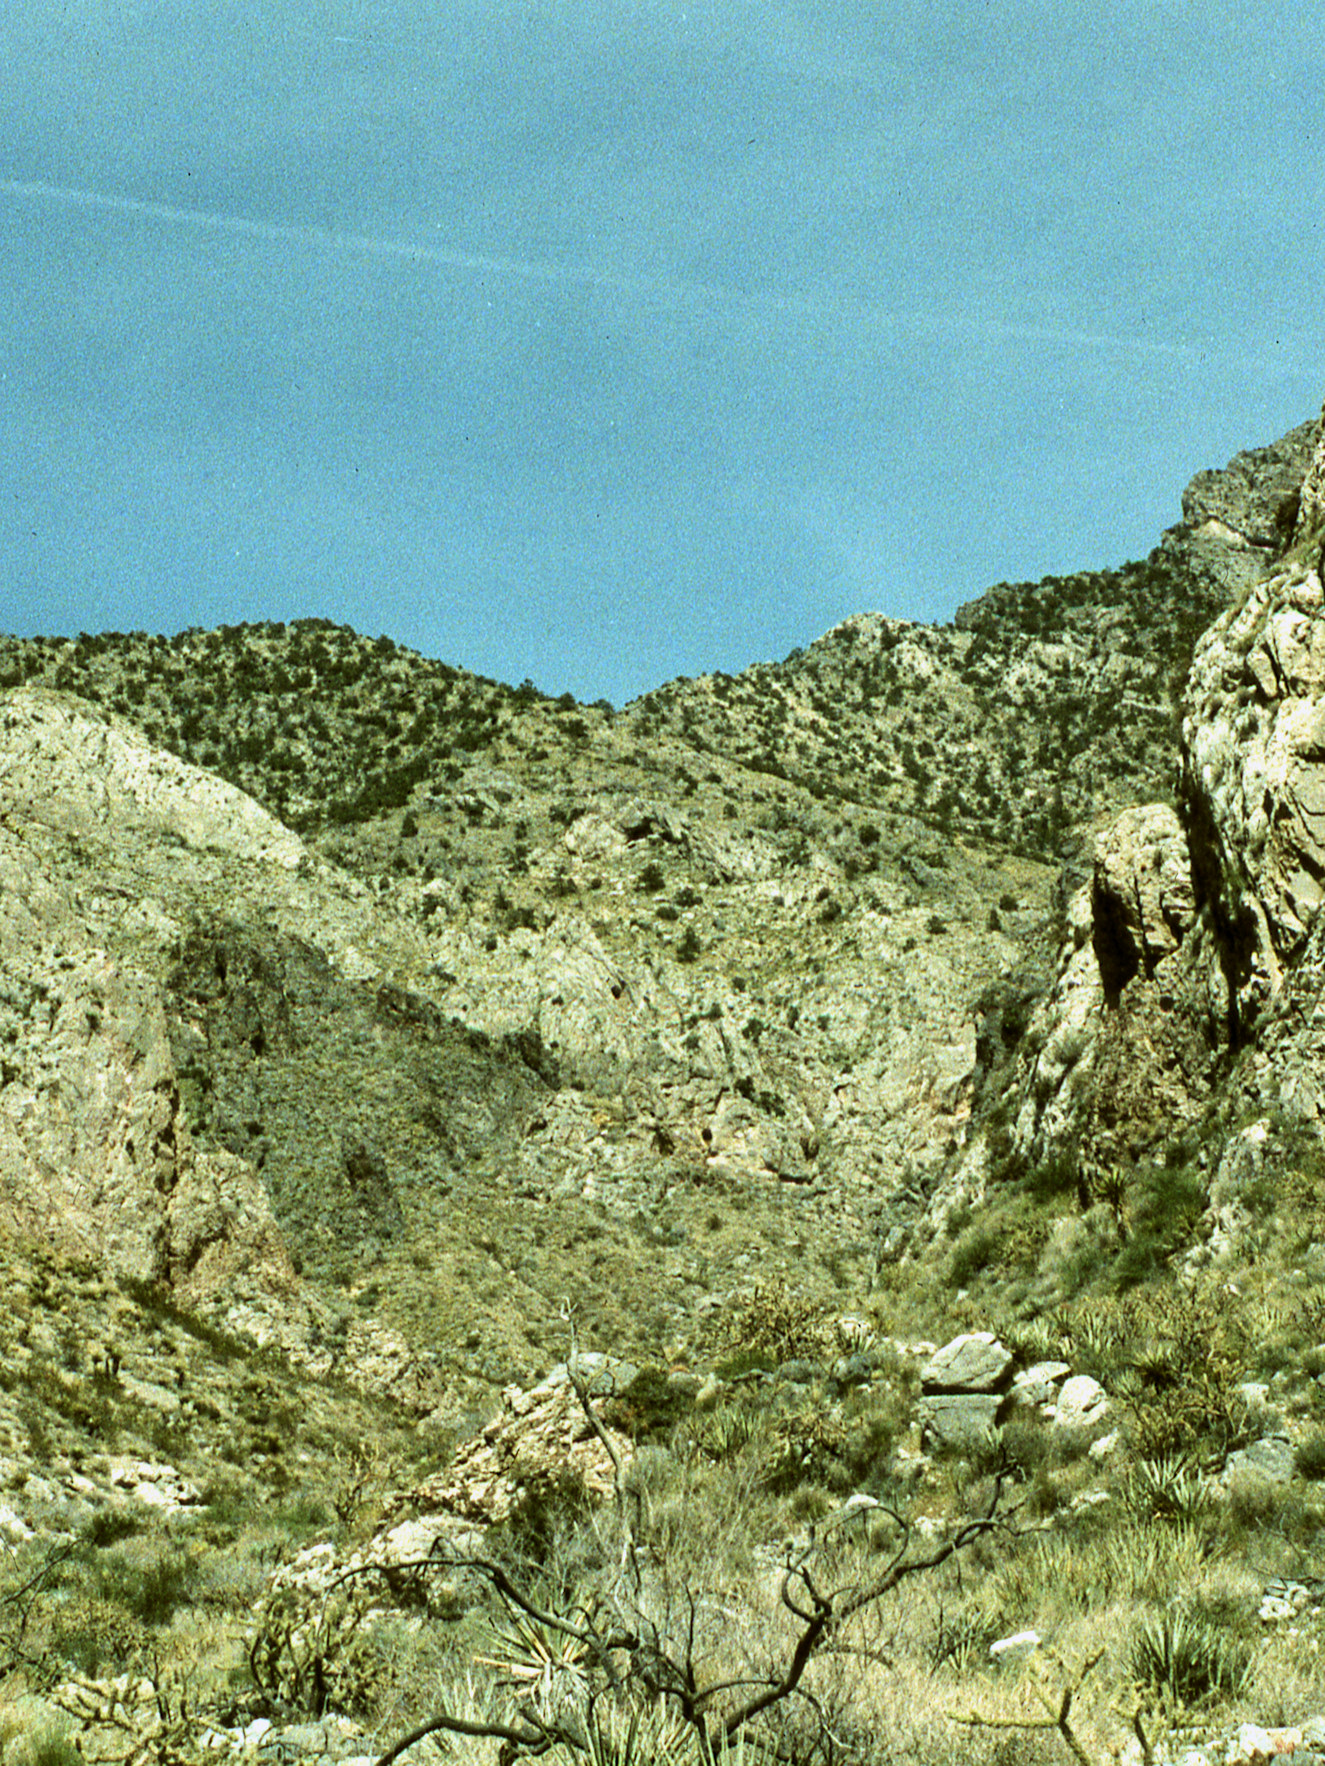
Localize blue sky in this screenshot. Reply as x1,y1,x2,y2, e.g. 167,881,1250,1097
2,0,1322,704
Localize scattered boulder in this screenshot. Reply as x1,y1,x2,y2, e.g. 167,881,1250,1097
1226,1435,1295,1486
989,1630,1041,1666
920,1332,1013,1394
1259,1578,1325,1624
920,1393,1001,1453
108,1458,200,1512
1008,1361,1071,1411
1053,1375,1109,1434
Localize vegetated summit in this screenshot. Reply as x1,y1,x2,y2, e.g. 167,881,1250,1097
3,400,1325,1764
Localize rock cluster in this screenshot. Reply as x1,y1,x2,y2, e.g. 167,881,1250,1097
917,1332,1105,1451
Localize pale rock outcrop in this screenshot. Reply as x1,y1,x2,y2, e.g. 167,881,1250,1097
1292,397,1325,544
1092,804,1195,999
1180,417,1319,550
0,690,304,1292
1003,790,1226,1191
1011,884,1103,1164
0,849,283,1287
1185,564,1325,1004
394,1360,634,1527
108,1458,201,1512
0,689,303,869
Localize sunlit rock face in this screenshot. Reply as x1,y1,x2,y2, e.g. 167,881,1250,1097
0,689,292,1288
1292,396,1325,544
1184,564,1325,1010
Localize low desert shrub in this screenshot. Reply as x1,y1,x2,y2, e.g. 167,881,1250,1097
1224,1469,1304,1538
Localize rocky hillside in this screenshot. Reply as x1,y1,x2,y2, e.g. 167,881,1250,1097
4,399,1325,1766
0,407,1318,1371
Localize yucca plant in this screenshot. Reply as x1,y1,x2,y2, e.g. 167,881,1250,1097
1126,1609,1254,1706
576,1700,696,1766
478,1607,592,1718
1126,1453,1211,1525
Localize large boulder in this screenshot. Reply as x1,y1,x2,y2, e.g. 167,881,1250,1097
920,1332,1013,1394
919,1393,1002,1453
1053,1375,1109,1434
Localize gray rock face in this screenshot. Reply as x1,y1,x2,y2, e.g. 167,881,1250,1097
1225,1435,1295,1486
0,693,292,1290
920,1332,1013,1394
1091,804,1195,1000
919,1392,1002,1452
1180,418,1319,549
1185,565,1325,999
1293,399,1325,544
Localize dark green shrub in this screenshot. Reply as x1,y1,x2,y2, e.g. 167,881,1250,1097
92,1549,193,1627
1296,1429,1325,1480
1126,1454,1210,1524
602,1368,696,1443
715,1284,831,1364
947,1220,1000,1287
762,1410,848,1494
49,1594,147,1675
1111,1163,1207,1290
82,1508,144,1548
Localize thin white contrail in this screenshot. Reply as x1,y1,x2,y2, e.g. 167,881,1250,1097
0,173,1220,361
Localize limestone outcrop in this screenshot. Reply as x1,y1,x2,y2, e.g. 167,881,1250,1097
0,774,287,1290
1184,564,1325,1009
1091,803,1195,1001
1292,396,1325,545
1179,416,1319,550
403,1359,634,1527
0,690,403,1311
